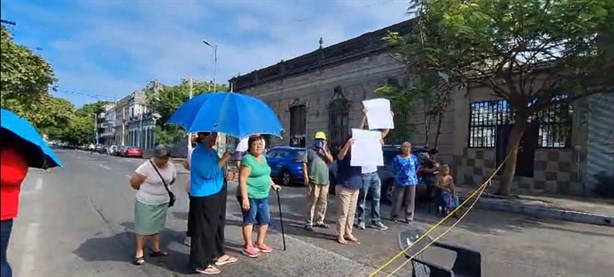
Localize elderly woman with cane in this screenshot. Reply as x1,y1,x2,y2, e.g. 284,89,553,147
189,132,237,275
238,135,282,258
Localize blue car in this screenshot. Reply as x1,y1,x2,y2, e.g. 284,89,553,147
266,146,307,186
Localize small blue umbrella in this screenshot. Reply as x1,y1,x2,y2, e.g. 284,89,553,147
167,92,284,138
1,109,63,169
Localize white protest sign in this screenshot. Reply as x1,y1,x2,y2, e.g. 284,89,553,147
350,128,384,167
363,98,394,130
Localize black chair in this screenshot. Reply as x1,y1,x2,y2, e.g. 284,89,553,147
397,227,482,277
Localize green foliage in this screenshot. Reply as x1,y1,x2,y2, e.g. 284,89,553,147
396,0,614,109
0,25,76,140
1,25,56,98
144,79,228,144
60,101,109,145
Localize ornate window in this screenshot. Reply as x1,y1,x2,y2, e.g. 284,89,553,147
468,99,572,148
328,86,350,146
468,100,511,148
534,102,572,148
289,98,306,147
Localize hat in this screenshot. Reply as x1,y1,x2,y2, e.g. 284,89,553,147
154,145,171,157
314,131,327,140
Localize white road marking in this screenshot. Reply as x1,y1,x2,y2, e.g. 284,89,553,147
35,178,43,191
19,222,40,275
98,165,111,171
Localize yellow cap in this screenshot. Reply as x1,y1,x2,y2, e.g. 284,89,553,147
314,131,327,140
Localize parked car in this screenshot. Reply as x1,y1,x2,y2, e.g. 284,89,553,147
122,146,143,158
94,144,105,153
107,145,118,155
266,146,307,186
328,145,432,203
116,146,128,156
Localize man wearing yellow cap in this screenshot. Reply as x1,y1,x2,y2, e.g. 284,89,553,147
302,131,334,231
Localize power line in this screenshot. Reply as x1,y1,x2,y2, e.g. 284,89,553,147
1,19,16,26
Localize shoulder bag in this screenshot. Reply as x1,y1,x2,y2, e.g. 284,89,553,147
149,160,176,207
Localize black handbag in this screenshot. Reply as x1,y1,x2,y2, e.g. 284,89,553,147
149,160,176,207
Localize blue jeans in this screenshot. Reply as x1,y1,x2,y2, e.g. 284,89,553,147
1,219,13,277
242,197,271,226
357,172,382,224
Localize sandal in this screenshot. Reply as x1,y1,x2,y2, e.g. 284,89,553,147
195,265,221,275
215,255,238,266
345,235,359,243
149,250,169,257
132,256,144,265
314,223,330,229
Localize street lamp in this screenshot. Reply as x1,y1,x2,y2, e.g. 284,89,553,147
202,39,218,92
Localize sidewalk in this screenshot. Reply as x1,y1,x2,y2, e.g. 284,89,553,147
456,186,614,227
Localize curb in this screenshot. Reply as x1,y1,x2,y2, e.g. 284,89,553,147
461,197,614,227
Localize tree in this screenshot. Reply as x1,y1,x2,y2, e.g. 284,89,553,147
1,25,69,131
1,25,55,98
143,79,228,144
390,0,614,195
60,101,109,145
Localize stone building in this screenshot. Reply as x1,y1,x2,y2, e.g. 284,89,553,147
228,19,611,195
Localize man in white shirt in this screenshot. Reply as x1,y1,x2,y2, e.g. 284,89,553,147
356,109,391,231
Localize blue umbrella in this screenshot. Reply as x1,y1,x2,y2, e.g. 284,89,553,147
1,109,63,169
167,92,284,138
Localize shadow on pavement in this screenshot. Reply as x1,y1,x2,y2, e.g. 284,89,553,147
73,222,194,275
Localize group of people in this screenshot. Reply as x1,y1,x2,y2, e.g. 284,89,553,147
300,109,460,244
129,131,281,275
126,109,460,275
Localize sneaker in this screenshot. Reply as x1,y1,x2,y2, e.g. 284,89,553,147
371,221,389,231
242,246,260,258
357,222,366,230
314,223,330,229
184,236,191,247
256,244,273,253
304,225,314,231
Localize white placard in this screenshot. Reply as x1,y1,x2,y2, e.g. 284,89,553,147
350,129,384,167
363,98,394,130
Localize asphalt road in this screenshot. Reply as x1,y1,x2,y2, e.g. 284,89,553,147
7,149,614,277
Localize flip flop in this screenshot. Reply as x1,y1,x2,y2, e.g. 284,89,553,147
215,255,238,266
132,256,144,265
149,250,169,257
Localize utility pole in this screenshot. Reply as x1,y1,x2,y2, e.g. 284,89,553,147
202,40,218,92
187,77,193,153
94,113,99,144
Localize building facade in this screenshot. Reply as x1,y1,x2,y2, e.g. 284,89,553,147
111,91,155,149
228,19,610,195
99,103,116,145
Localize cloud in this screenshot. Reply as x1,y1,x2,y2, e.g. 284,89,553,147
1,0,410,106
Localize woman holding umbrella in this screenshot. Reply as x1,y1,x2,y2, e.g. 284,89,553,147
1,109,63,277
189,132,237,275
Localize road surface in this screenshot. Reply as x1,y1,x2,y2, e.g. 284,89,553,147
7,150,614,276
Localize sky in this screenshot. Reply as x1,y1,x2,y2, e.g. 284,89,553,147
1,0,410,107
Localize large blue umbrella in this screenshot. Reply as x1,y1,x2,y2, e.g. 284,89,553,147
167,92,284,138
1,109,63,169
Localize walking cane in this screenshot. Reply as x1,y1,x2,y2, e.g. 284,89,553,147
275,189,287,251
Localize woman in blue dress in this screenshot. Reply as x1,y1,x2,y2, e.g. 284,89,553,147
391,142,421,223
